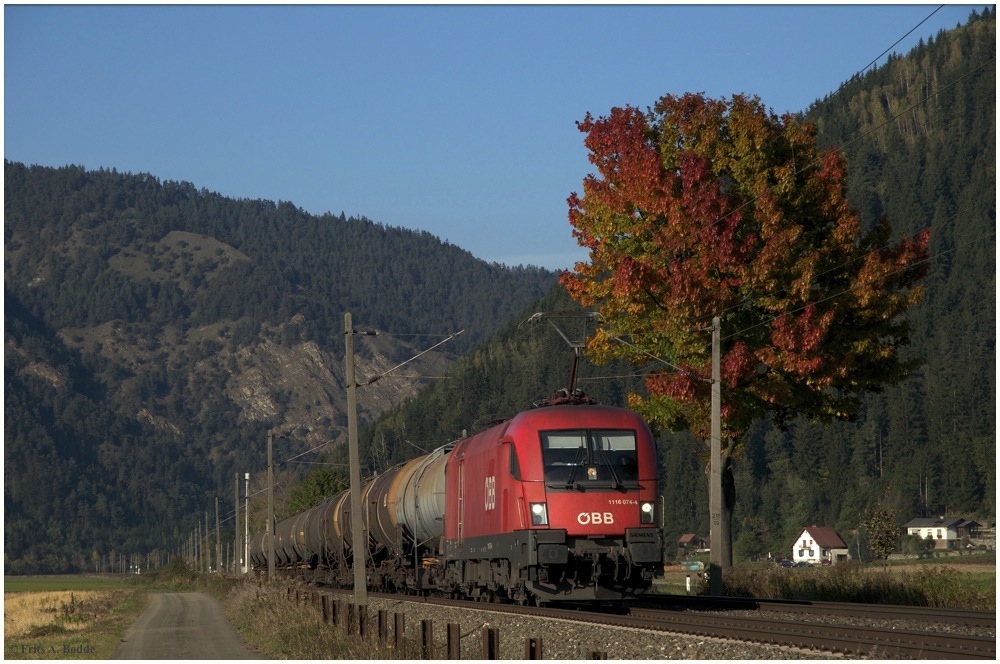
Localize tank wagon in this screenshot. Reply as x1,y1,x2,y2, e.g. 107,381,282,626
250,401,662,603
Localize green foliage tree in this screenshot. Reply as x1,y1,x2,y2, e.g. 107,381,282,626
864,503,899,569
562,92,930,568
285,468,347,516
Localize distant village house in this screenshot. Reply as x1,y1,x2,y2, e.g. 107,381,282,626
903,517,981,548
677,533,707,552
792,526,850,565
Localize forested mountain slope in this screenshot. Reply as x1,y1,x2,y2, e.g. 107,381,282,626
354,8,995,561
743,7,995,553
4,163,554,572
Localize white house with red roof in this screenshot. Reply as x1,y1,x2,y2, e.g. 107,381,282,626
792,525,851,565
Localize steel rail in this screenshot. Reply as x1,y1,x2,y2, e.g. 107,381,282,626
643,594,996,628
626,606,995,659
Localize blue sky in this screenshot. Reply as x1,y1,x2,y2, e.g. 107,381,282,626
4,4,981,270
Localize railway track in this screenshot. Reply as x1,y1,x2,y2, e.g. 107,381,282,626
624,605,994,659
357,590,994,659
641,593,997,628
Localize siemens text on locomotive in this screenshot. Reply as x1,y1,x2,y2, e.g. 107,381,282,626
249,399,663,603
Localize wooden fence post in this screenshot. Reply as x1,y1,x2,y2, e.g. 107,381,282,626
421,619,434,659
447,623,461,659
394,612,405,651
482,626,499,659
357,604,367,637
337,599,348,631
378,609,388,643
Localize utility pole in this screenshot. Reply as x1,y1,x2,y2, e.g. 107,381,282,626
205,511,210,573
267,431,275,580
709,316,723,596
244,472,250,574
234,474,240,574
344,312,368,631
215,497,221,575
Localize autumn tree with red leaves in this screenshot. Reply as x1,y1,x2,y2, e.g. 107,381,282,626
562,93,930,568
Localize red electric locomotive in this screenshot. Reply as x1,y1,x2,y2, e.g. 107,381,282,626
439,401,662,603
251,398,662,604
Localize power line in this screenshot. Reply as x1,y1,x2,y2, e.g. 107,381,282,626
577,228,992,385
852,5,945,82
364,329,464,385
720,230,994,343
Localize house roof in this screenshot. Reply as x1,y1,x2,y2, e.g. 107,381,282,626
678,533,701,544
903,517,965,529
798,525,847,549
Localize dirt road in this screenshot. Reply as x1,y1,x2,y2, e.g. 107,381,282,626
113,592,264,659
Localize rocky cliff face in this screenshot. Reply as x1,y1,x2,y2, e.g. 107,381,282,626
52,310,452,448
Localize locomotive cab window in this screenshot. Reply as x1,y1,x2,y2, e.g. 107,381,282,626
540,429,638,488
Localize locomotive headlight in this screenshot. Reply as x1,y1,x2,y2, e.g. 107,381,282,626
529,502,549,526
640,502,655,524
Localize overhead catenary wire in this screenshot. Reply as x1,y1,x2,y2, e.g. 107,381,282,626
364,329,464,385
852,5,945,83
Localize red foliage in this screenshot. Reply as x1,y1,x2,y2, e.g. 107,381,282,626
562,93,930,444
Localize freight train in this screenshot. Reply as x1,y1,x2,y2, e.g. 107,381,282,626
249,397,662,604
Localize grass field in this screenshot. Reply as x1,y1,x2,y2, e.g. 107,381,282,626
4,575,139,593
3,576,150,660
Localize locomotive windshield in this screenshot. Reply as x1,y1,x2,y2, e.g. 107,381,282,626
540,429,639,488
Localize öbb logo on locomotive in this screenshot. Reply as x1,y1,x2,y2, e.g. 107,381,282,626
250,401,663,604
577,512,615,525
484,475,496,511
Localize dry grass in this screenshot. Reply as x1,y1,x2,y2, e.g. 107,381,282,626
722,561,996,609
4,587,148,660
219,579,420,659
4,590,124,639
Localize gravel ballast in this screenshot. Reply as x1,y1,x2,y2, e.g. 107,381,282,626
363,595,837,659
